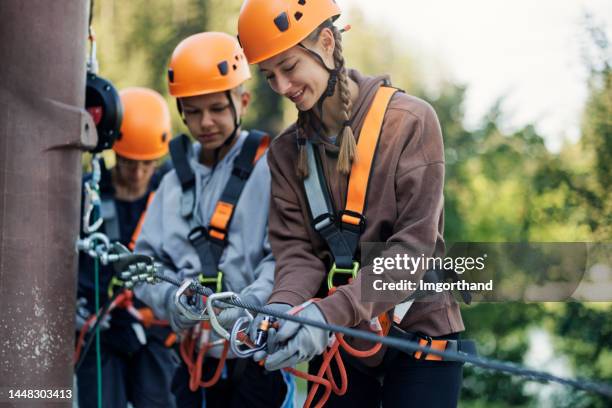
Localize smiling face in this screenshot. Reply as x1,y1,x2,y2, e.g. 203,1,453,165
258,27,335,111
179,89,250,150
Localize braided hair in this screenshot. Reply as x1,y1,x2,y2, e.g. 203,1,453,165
295,20,355,178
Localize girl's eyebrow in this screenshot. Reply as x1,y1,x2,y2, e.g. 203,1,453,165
259,57,291,72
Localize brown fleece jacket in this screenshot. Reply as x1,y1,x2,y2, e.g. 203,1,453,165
267,69,464,337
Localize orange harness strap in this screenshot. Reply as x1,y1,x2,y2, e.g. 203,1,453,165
128,191,155,251
335,86,397,358
208,134,270,241
342,86,397,226
286,87,398,407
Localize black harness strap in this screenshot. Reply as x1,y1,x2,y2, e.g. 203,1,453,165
169,134,196,218
304,141,359,269
170,131,269,291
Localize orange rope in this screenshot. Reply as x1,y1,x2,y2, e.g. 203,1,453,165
180,321,229,391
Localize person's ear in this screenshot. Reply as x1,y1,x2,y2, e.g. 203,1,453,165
239,91,251,117
317,27,335,68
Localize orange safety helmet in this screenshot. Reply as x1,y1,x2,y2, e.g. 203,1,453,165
167,32,251,97
114,87,171,160
238,0,341,64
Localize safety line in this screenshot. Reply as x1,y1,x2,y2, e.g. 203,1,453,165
152,271,612,399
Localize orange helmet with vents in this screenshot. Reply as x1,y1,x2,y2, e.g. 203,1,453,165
167,32,251,97
114,87,171,160
238,0,341,64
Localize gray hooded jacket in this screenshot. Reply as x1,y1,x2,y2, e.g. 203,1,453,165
134,131,274,329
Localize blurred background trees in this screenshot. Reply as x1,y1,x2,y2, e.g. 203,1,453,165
89,1,611,406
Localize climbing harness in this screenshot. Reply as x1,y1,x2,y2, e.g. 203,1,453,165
168,130,269,389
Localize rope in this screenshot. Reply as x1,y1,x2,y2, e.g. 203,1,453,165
93,255,102,408
179,322,229,390
150,272,612,399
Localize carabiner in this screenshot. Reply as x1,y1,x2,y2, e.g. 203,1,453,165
174,279,208,321
206,292,252,341
76,232,111,259
229,315,276,358
82,156,103,233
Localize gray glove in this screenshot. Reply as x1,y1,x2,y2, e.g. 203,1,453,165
264,303,330,371
217,295,260,330
75,297,110,331
250,303,292,362
166,287,201,333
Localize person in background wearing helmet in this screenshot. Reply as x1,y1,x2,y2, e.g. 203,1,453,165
238,0,466,406
75,87,177,407
133,32,290,408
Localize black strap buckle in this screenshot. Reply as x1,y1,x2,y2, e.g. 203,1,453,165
311,213,335,232
187,226,208,245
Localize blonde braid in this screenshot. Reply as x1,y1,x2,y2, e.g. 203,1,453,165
332,26,356,174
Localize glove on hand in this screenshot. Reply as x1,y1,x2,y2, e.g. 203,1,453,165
264,303,330,371
249,303,292,362
166,287,201,333
216,295,259,330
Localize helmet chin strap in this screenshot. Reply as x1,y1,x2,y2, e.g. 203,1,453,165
213,90,241,167
298,43,340,130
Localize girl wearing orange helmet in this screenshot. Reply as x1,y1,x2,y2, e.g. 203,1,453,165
239,0,466,406
133,32,291,408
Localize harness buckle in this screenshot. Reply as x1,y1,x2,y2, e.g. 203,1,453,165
414,334,433,360
107,276,125,298
207,226,227,243
327,261,360,290
311,213,335,232
198,271,224,293
188,226,208,244
338,210,366,232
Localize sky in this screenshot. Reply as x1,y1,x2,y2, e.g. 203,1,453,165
337,0,612,152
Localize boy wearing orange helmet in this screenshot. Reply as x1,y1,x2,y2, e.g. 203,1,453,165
133,32,290,408
238,0,468,407
76,87,176,407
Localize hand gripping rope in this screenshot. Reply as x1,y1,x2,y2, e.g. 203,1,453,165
115,250,612,403
229,301,348,408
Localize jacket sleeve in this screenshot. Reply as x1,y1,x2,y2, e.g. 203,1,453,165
133,176,176,320
266,145,328,307
316,102,446,327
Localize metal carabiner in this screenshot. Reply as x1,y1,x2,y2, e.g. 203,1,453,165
174,279,208,321
229,315,278,358
82,156,104,233
206,292,253,341
82,183,103,234
76,232,111,259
